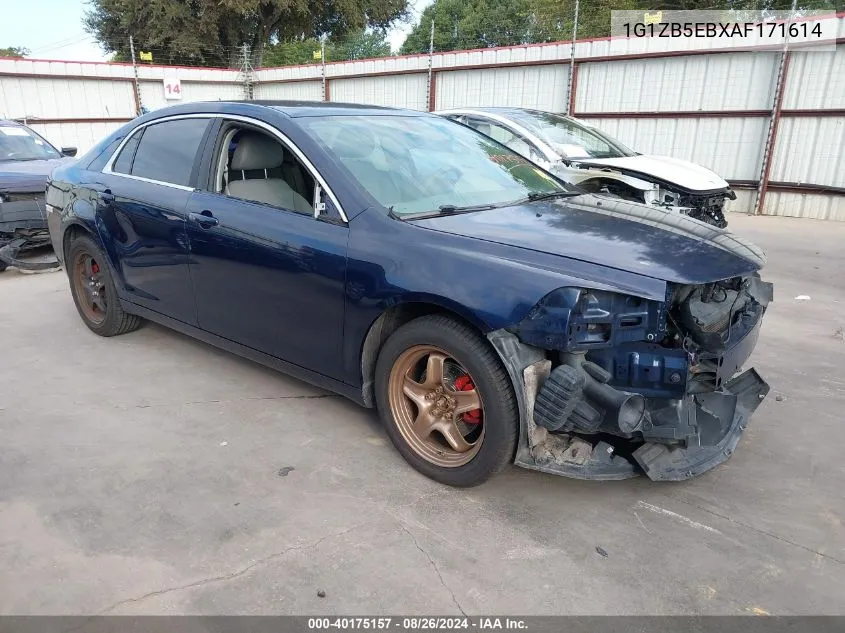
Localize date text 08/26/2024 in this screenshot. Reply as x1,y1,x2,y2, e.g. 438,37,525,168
307,618,527,630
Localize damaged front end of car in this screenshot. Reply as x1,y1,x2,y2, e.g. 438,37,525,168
0,189,61,272
489,273,773,482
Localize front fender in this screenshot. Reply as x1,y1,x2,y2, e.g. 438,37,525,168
341,208,667,386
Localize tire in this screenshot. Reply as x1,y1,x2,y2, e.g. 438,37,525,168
67,233,142,337
375,314,518,487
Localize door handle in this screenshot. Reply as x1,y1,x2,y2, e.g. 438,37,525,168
189,210,219,228
90,185,114,204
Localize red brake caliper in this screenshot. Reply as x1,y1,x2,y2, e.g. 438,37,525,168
91,261,99,275
454,374,482,424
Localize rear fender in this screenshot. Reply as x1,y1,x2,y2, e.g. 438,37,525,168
59,193,128,296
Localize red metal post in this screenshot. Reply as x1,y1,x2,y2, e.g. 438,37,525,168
568,62,578,116
755,51,792,216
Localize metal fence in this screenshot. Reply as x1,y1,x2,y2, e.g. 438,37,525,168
1,13,843,220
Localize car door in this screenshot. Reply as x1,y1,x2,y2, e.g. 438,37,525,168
183,117,348,379
97,116,213,325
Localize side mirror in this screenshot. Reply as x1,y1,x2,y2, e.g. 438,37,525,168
61,147,77,157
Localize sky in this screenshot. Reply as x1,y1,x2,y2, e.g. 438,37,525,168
0,0,435,63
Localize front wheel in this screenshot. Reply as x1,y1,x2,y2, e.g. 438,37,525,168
375,315,518,487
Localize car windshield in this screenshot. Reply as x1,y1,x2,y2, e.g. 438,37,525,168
0,125,61,161
505,110,637,160
301,114,569,216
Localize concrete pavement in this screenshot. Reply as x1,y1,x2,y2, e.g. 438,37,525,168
1,213,843,615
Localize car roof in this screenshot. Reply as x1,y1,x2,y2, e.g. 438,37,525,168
259,100,418,117
442,106,548,117
144,100,424,119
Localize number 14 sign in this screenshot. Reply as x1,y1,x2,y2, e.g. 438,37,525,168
164,78,182,100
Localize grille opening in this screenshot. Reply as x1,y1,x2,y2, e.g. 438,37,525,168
620,316,642,327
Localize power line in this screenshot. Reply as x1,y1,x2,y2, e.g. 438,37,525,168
29,34,96,55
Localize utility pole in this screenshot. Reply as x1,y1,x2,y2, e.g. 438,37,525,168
426,10,436,111
320,35,327,101
237,43,254,100
129,34,143,116
565,0,580,116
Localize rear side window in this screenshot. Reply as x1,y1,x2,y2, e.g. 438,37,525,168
87,136,124,172
128,118,209,186
112,133,141,174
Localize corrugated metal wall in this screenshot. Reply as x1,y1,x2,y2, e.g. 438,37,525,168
0,76,135,119
771,116,845,187
1,14,843,220
576,53,778,113
765,191,845,221
331,74,428,110
580,116,768,182
0,58,248,156
27,120,127,155
725,189,757,215
138,80,244,111
253,80,323,101
783,46,845,109
435,65,569,111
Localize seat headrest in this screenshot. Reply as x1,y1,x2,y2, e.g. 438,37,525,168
473,123,492,136
231,132,284,171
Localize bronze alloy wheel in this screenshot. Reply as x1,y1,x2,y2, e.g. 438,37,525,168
387,344,485,468
72,251,108,325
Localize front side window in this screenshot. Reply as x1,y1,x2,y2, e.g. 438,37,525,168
302,115,567,216
507,110,636,159
212,124,315,216
121,118,210,186
463,117,540,162
0,125,61,161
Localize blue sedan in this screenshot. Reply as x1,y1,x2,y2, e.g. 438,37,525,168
45,101,773,487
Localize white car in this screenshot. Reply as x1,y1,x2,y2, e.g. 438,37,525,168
437,107,736,227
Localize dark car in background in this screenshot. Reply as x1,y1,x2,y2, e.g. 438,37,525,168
0,119,76,271
45,101,772,487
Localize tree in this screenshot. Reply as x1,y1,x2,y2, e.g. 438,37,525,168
402,0,536,54
334,29,392,61
85,0,408,67
401,0,844,53
262,29,391,66
0,46,29,58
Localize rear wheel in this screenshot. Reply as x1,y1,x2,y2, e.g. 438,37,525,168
375,315,518,487
67,234,141,337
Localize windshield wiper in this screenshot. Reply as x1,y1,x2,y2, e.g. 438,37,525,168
393,203,497,221
437,203,496,214
526,191,580,202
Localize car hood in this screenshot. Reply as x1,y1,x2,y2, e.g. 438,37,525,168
570,155,729,193
409,195,765,285
0,157,73,193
